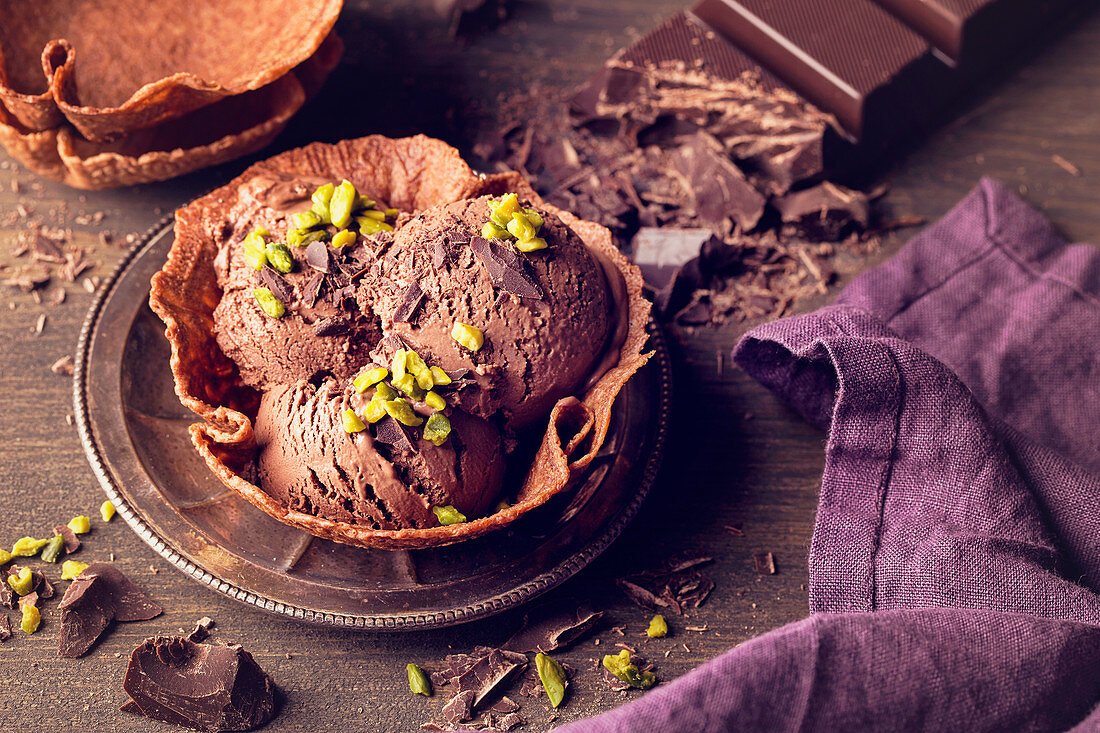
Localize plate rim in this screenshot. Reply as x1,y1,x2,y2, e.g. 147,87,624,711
73,215,672,630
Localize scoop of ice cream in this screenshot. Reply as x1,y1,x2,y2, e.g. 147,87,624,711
254,380,505,529
211,174,384,387
356,196,615,428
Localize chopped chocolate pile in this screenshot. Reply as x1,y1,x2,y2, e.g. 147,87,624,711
473,13,916,327
57,563,162,657
122,636,278,733
617,554,715,615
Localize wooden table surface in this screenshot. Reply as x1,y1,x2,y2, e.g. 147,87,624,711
0,2,1097,731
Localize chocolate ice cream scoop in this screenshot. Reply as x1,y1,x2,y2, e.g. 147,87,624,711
254,380,505,530
358,196,618,428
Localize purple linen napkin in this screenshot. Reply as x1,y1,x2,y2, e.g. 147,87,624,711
562,179,1100,731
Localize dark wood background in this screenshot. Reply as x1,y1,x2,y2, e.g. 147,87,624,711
0,1,1097,730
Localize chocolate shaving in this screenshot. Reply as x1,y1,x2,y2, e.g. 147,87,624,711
617,556,714,615
122,636,278,733
503,606,604,654
305,241,333,273
188,616,216,643
393,282,426,323
259,268,294,305
312,317,350,337
57,563,163,658
18,591,38,609
373,417,413,452
0,614,10,641
302,273,324,308
754,552,777,575
469,237,543,300
31,232,66,263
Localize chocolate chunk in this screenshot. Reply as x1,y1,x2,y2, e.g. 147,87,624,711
497,713,525,731
18,591,38,609
53,524,81,554
312,317,350,337
0,582,14,610
469,237,544,300
630,228,714,293
774,182,870,240
260,268,294,305
57,563,162,658
430,670,451,688
373,417,413,453
305,241,333,273
189,616,216,643
393,282,426,323
490,697,520,714
503,606,604,654
454,649,527,709
443,690,476,725
0,614,10,641
122,636,278,733
754,551,777,575
669,132,765,231
302,273,324,308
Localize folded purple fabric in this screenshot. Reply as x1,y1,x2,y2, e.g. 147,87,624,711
563,179,1100,731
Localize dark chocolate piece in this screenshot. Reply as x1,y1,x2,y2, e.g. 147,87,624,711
302,272,324,308
373,417,413,452
260,268,294,305
392,282,426,323
120,700,143,715
690,0,954,142
57,563,162,658
442,690,476,725
754,551,777,575
53,524,80,554
189,617,216,643
0,614,10,641
774,182,870,240
617,556,715,615
630,228,714,293
454,649,528,709
0,582,13,610
305,241,333,273
312,317,350,337
122,636,278,733
490,697,520,714
503,606,605,654
498,712,525,731
18,591,38,609
469,237,544,300
669,132,765,231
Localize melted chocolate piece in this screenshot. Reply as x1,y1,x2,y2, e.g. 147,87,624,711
53,524,80,554
259,268,294,305
312,317,350,337
373,417,413,453
469,237,544,300
305,241,333,273
57,563,163,658
503,606,605,654
392,282,426,323
122,636,278,733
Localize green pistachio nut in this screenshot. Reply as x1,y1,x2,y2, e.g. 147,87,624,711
384,208,399,220
311,183,335,223
374,382,397,401
602,650,656,689
8,567,33,595
12,537,48,557
356,216,394,234
405,351,430,378
407,663,432,696
265,242,294,273
429,366,452,386
359,209,386,221
68,516,90,534
287,228,331,247
329,180,358,229
391,349,408,381
515,236,548,253
506,211,537,242
481,222,511,240
424,391,446,411
20,603,40,634
331,229,357,249
451,322,484,351
40,535,65,563
432,504,466,526
293,210,322,230
355,194,377,212
423,412,451,446
523,208,544,230
392,373,424,400
383,399,424,427
254,287,286,318
353,367,389,393
0,549,12,566
535,653,567,708
496,500,511,512
342,408,367,433
489,193,521,227
61,560,88,580
647,614,668,638
364,399,387,424
100,500,116,522
242,231,268,270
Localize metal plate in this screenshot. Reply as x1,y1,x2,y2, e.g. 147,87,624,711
74,218,671,630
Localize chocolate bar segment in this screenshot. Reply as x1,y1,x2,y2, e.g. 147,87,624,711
690,0,955,142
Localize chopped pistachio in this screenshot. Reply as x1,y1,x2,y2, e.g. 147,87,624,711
359,209,386,221
374,382,398,401
20,603,40,634
363,399,387,424
265,241,294,273
429,366,452,386
12,537,49,556
0,549,11,566
293,210,322,230
383,399,424,427
287,228,331,248
535,653,567,708
647,614,668,638
100,500,116,522
68,515,91,534
407,663,432,696
355,194,376,211
415,371,435,391
523,208,544,229
481,222,511,240
489,193,521,227
432,504,466,526
253,287,286,318
61,560,88,581
391,349,408,381
405,351,430,379
423,413,451,446
602,650,656,689
341,408,367,434
424,391,446,411
311,183,335,223
242,231,268,271
40,535,65,563
451,322,484,352
8,567,32,595
329,180,358,229
392,374,424,401
331,229,357,249
506,211,537,242
353,367,389,393
356,216,394,234
515,236,548,253
384,208,399,219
